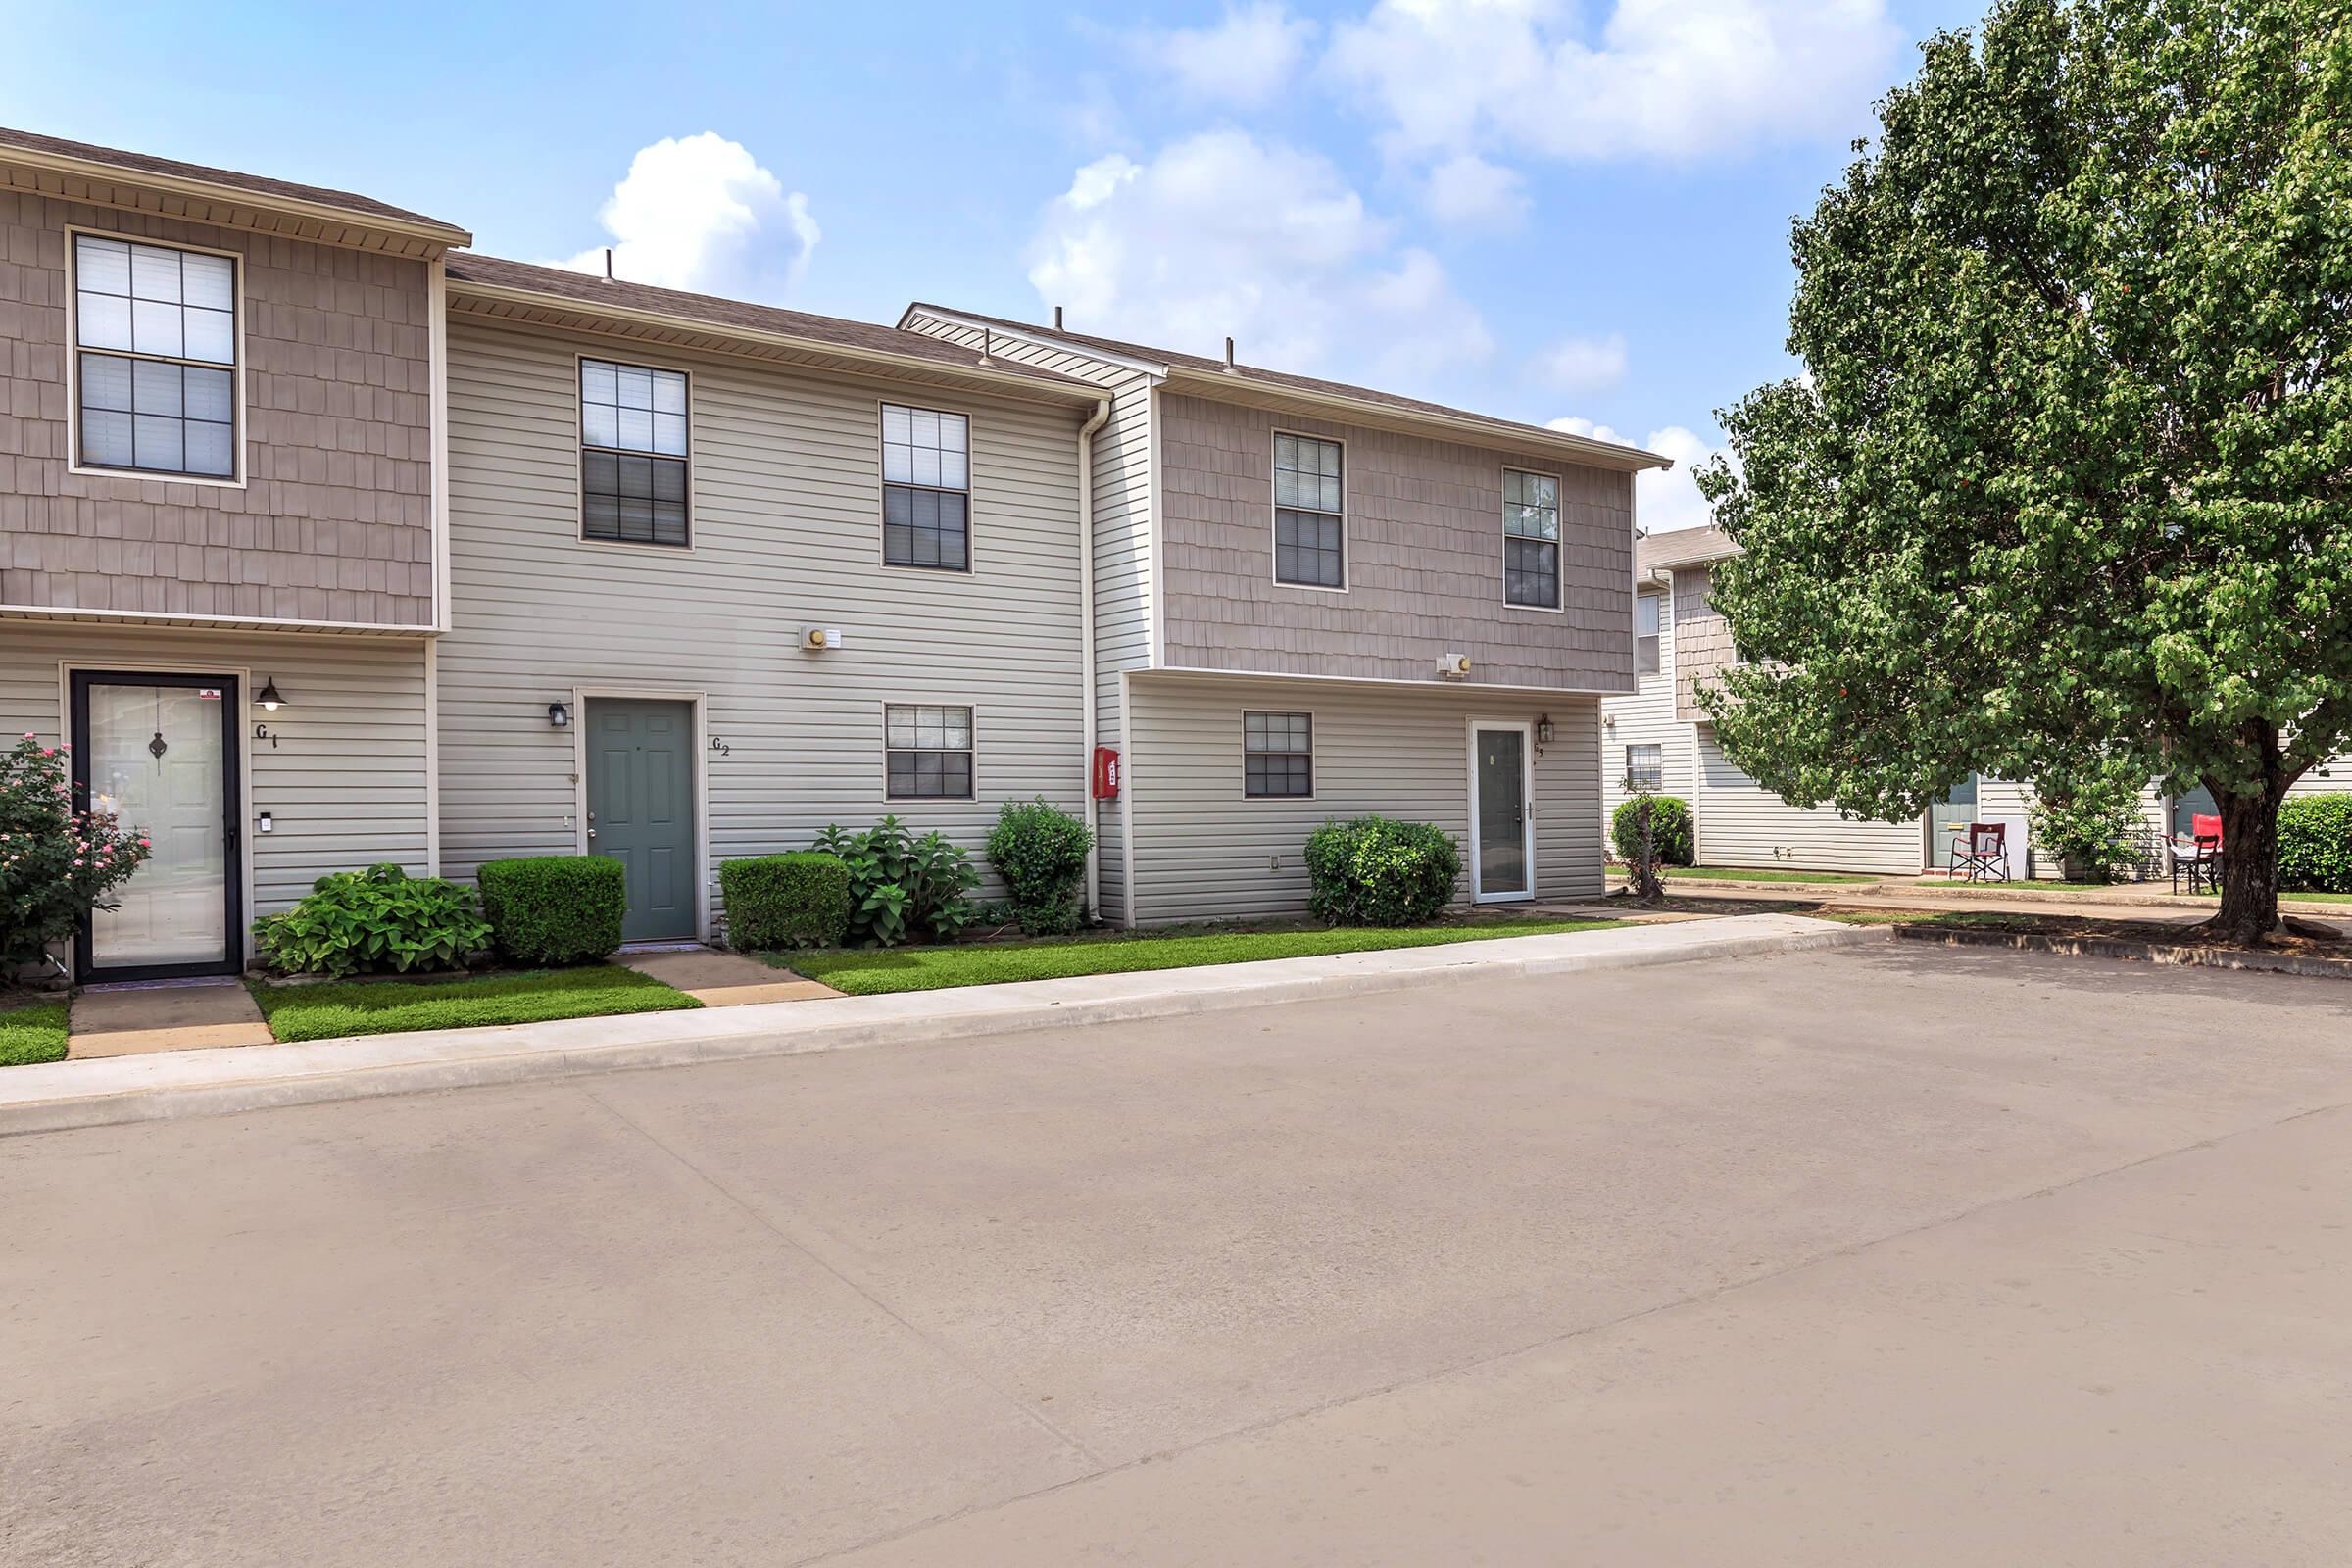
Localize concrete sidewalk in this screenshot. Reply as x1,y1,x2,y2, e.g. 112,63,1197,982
0,914,1874,1137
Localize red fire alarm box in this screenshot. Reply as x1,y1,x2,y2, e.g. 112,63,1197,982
1091,746,1121,800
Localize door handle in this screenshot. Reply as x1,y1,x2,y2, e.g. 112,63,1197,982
587,828,598,840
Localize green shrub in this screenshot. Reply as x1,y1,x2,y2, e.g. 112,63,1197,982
1303,816,1462,927
1,731,151,969
2027,763,2147,883
251,863,490,978
1611,796,1694,867
812,817,980,946
476,856,626,966
720,852,852,949
2278,794,2352,893
986,797,1094,936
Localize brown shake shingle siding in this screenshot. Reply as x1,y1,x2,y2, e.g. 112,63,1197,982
0,192,435,625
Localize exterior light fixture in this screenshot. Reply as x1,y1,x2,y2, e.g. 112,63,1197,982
256,677,286,711
548,701,571,729
1536,714,1555,745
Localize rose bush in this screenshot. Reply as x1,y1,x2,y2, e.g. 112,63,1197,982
1,732,152,970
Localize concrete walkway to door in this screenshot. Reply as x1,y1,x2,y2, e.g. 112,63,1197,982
68,980,270,1058
612,946,840,1005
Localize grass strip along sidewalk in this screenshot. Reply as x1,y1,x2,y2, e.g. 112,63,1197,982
789,917,1628,997
249,964,699,1043
1657,865,1879,885
0,1001,71,1066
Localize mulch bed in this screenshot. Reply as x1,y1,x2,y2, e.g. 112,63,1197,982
1887,909,2352,979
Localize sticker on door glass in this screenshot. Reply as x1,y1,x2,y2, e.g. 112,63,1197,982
197,689,221,700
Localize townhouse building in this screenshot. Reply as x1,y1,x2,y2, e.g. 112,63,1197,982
2,129,1668,978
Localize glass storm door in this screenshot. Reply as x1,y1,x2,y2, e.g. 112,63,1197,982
1472,723,1535,902
72,672,241,980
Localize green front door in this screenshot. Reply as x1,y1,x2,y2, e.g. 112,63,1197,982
585,699,697,942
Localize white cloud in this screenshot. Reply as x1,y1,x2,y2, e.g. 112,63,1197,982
1421,152,1528,227
1028,130,1493,389
1133,2,1319,106
1551,417,1731,532
1326,0,1900,164
1536,332,1628,393
559,133,818,299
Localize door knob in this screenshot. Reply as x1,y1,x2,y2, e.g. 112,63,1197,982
587,828,598,840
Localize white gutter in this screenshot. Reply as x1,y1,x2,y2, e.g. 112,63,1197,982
1076,397,1112,918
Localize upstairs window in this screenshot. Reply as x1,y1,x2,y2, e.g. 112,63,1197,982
1273,433,1345,589
73,234,238,480
885,704,975,799
883,404,970,570
581,359,689,547
1503,469,1560,608
1625,744,1664,790
1243,710,1314,798
1636,591,1662,674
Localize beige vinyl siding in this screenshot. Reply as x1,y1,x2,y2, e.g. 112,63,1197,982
903,312,1157,922
1156,395,1636,692
1126,672,1602,923
438,318,1088,929
0,622,429,920
1693,726,1923,874
1598,585,1693,848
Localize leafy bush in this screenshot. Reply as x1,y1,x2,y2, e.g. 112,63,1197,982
2278,794,2352,893
986,797,1094,936
720,852,852,949
476,856,627,966
812,816,980,946
2027,764,2147,883
1303,815,1462,927
1610,796,1693,867
0,731,151,969
252,863,490,978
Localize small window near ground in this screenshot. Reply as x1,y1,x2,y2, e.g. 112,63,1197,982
1625,744,1664,791
1273,433,1345,588
73,234,239,479
1504,469,1560,608
581,359,690,546
1636,591,1662,674
885,704,974,800
883,404,971,570
1243,710,1314,798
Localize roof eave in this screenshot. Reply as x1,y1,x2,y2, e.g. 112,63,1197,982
448,276,1106,408
899,304,1171,377
0,143,472,258
1158,366,1672,472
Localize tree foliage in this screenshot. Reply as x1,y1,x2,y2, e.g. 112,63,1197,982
1698,0,2352,938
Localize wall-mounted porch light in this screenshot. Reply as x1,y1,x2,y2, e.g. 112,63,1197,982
256,676,286,711
1536,713,1555,746
548,701,572,729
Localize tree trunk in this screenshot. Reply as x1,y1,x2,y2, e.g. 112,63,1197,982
2209,788,2281,944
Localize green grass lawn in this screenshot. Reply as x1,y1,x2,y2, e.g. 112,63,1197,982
786,917,1629,997
248,965,699,1043
1654,864,1880,885
0,1000,71,1066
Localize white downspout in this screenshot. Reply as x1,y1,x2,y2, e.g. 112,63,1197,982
1077,397,1112,919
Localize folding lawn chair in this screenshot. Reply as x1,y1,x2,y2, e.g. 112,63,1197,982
1952,822,2010,883
2171,812,2224,895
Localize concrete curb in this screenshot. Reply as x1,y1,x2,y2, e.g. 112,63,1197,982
0,915,1880,1138
1893,922,2352,980
1651,874,2350,917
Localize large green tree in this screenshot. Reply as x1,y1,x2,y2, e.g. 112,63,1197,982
1698,0,2352,941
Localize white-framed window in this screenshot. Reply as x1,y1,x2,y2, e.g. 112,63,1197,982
882,404,971,570
580,358,690,547
72,233,239,480
1243,710,1314,798
1636,591,1663,674
885,704,974,799
1273,433,1345,588
1625,744,1664,790
1503,469,1561,608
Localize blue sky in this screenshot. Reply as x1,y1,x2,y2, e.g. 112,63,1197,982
11,0,1985,527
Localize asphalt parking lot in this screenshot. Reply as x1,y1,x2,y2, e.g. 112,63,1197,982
5,944,2348,1566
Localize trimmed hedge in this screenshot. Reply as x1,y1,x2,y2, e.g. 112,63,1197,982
1611,796,1694,867
476,855,626,966
986,797,1094,936
1303,815,1462,927
720,852,852,949
2278,794,2352,893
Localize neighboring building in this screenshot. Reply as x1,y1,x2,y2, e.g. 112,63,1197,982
1603,527,2348,876
899,306,1670,923
0,128,469,981
4,129,1671,976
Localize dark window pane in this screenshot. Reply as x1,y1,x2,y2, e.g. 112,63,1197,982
883,483,970,570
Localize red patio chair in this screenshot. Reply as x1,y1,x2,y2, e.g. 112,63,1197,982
2173,812,2225,895
1953,822,2010,883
